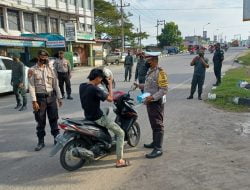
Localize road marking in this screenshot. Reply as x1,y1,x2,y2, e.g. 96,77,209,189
0,104,15,109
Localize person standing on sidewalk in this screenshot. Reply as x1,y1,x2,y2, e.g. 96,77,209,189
135,55,168,159
124,50,133,82
135,54,149,93
213,43,224,86
54,51,73,100
11,53,27,111
28,49,63,151
187,51,209,100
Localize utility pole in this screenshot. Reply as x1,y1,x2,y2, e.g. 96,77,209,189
156,19,165,46
119,0,130,52
139,15,142,51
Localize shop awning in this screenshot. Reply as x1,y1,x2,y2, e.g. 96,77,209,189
21,33,66,48
0,35,46,47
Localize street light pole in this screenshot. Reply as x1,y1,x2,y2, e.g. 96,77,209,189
202,22,210,40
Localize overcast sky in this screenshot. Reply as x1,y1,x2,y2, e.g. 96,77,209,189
110,0,250,45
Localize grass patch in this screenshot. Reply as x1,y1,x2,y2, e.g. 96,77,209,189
207,67,250,112
238,51,250,66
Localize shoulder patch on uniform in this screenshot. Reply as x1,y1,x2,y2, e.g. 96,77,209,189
158,70,168,87
28,68,34,78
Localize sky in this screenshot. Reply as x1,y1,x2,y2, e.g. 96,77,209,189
110,0,250,45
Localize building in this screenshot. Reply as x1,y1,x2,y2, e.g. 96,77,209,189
0,0,95,66
184,36,202,47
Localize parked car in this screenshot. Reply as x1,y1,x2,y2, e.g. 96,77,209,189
0,56,28,94
104,52,127,65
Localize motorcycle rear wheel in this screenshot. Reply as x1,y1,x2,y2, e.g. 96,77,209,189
127,122,140,147
60,139,88,171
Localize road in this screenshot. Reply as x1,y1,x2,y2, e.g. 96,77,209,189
0,47,250,190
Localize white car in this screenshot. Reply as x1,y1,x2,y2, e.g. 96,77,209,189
0,56,28,94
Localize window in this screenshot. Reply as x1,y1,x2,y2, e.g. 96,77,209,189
23,13,35,32
78,0,84,8
38,15,47,33
60,20,66,36
69,0,76,5
8,10,20,31
79,23,85,31
59,0,66,2
0,8,4,29
86,0,91,10
86,24,92,32
2,59,13,70
50,18,58,33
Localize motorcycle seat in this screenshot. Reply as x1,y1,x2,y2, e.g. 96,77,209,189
63,118,100,126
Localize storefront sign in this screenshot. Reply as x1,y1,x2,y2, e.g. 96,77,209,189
46,40,65,48
77,31,94,41
0,39,45,47
65,23,76,41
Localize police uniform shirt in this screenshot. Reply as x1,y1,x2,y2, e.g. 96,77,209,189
54,58,71,73
144,66,168,101
28,64,62,102
213,49,224,64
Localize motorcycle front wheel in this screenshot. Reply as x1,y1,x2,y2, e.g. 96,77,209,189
127,122,141,147
60,139,88,171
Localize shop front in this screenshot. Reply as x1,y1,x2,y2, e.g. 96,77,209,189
0,35,46,67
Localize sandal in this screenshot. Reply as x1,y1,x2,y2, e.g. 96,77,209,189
116,159,130,168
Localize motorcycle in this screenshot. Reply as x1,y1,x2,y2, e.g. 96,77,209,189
50,88,140,171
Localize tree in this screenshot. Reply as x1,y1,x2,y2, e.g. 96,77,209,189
94,0,148,49
157,22,183,48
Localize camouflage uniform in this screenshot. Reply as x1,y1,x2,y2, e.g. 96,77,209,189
144,66,168,150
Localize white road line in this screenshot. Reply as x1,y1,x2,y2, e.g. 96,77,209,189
0,104,15,109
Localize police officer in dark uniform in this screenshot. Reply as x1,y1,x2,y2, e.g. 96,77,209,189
213,43,224,86
124,50,134,82
187,51,209,100
28,50,63,151
135,55,168,158
11,53,27,111
135,54,149,93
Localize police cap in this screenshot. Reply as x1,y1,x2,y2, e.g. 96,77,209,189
38,49,49,56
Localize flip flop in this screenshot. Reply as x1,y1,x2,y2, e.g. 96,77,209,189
116,159,130,168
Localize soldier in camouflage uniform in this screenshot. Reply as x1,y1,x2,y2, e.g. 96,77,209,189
135,55,168,158
213,43,224,86
28,49,63,151
11,53,27,111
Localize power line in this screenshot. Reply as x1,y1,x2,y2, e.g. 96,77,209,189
130,7,242,11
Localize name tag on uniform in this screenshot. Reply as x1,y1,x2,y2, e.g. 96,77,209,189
162,95,167,104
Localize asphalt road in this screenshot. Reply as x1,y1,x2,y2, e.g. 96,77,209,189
0,47,250,190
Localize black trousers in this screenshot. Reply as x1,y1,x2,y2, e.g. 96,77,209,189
13,83,27,106
146,101,165,149
58,72,71,96
124,65,132,81
34,94,59,139
214,63,222,84
190,74,205,96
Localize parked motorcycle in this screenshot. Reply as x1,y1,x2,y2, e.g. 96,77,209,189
50,88,140,171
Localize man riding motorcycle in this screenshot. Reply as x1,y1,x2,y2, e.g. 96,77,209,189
79,68,130,168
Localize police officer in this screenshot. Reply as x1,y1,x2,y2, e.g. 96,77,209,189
54,51,73,100
124,50,133,82
11,53,27,111
28,49,63,151
187,51,209,100
135,55,168,158
213,43,224,86
135,53,149,93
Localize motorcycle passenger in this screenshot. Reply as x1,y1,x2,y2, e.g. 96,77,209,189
79,68,130,168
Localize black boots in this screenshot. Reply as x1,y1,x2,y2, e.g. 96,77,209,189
187,95,193,99
67,95,73,100
14,103,22,109
19,105,27,111
35,138,45,151
145,132,164,159
198,94,202,100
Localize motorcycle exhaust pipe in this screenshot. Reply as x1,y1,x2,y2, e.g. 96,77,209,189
72,147,94,160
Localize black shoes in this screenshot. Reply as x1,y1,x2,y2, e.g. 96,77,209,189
62,95,65,99
14,104,22,109
187,95,193,99
67,96,73,100
145,148,163,159
19,106,27,111
34,142,45,151
198,96,202,100
144,142,154,149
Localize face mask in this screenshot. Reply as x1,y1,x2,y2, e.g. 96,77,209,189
39,58,48,64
